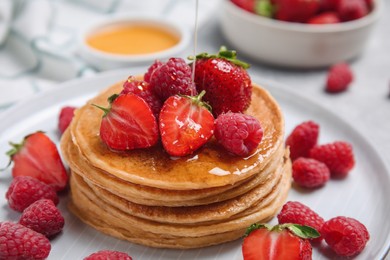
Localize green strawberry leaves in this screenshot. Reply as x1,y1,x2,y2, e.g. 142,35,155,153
189,46,250,69
245,223,320,239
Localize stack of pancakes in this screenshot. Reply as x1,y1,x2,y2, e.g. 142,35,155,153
60,78,291,249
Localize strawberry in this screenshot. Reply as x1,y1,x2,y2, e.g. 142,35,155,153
159,91,214,157
337,0,368,22
5,132,68,191
242,223,319,260
231,0,256,13
93,93,159,151
192,46,252,117
308,12,341,24
274,0,320,23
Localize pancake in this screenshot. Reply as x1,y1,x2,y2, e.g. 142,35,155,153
68,79,285,190
68,159,291,248
71,151,286,224
62,129,286,206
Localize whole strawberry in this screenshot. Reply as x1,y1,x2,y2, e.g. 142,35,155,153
274,0,320,23
58,106,76,134
337,0,368,22
326,63,353,93
322,216,369,257
93,93,159,151
84,250,133,260
214,112,263,156
0,221,51,259
121,76,162,118
159,91,214,157
286,121,319,161
308,12,341,24
5,131,68,191
19,199,65,237
309,141,355,178
6,176,59,212
292,157,330,188
193,46,252,117
149,57,196,102
277,201,325,242
231,0,256,13
242,223,319,260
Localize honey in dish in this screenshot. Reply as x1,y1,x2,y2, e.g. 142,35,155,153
86,24,180,55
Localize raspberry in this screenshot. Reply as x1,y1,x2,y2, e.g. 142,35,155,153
0,221,51,259
149,58,196,101
322,216,369,257
144,60,163,83
337,0,368,22
84,250,133,260
19,199,65,237
58,106,76,134
326,63,354,93
6,176,59,212
292,157,330,188
309,141,355,178
319,0,339,12
277,201,325,242
286,121,319,161
121,76,162,118
214,112,263,156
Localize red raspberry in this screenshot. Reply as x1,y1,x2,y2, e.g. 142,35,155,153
308,12,341,24
6,176,59,212
58,106,76,134
326,63,354,93
277,201,325,242
337,0,368,22
121,76,162,118
286,121,319,161
0,221,51,259
84,250,133,260
292,158,330,188
19,199,65,237
144,60,163,83
309,141,355,178
322,216,369,257
214,112,263,156
149,58,196,101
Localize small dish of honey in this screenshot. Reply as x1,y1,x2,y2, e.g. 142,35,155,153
78,16,190,70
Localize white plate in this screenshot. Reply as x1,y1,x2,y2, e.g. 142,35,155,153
0,69,389,260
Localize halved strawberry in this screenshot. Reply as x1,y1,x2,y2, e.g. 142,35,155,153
242,223,319,260
159,91,214,157
5,132,68,191
94,93,159,151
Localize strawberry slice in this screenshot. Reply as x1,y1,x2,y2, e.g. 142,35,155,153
159,91,214,157
5,132,68,191
94,93,159,151
242,223,319,260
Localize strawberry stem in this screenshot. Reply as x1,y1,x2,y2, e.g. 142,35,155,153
244,223,320,239
92,94,119,117
188,46,250,69
182,90,212,112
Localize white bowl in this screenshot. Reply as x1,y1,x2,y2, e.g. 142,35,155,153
220,0,382,68
78,16,191,71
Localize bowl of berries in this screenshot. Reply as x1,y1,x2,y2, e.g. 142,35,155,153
220,0,382,68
